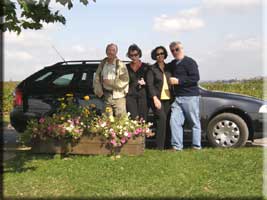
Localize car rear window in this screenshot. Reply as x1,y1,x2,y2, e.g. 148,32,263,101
34,71,53,82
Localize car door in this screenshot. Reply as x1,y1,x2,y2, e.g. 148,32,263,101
74,69,105,113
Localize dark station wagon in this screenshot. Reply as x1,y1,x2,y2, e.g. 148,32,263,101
10,60,266,148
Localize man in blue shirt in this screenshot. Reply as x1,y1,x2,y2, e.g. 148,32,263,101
168,41,201,150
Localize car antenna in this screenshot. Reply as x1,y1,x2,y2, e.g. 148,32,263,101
51,44,66,63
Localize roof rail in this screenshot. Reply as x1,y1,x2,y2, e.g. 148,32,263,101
53,60,102,66
53,60,130,66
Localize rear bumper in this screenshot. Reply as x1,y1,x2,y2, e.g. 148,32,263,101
10,107,39,132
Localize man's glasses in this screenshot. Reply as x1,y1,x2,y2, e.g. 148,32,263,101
171,48,180,53
156,52,165,57
129,53,139,57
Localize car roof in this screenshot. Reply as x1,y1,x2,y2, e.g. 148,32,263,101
43,60,130,70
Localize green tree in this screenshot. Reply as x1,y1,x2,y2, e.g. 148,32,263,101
0,0,96,34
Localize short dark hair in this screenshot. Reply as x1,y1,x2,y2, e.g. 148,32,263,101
127,44,142,58
151,46,168,60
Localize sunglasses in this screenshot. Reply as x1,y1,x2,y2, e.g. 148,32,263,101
171,48,180,53
129,53,139,57
156,52,165,57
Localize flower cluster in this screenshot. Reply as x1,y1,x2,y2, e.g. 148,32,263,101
22,94,97,143
22,94,154,152
90,109,154,148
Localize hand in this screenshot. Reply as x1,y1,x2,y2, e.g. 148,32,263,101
138,78,146,86
153,96,161,110
169,77,179,85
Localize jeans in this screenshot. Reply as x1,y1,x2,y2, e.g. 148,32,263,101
170,96,201,150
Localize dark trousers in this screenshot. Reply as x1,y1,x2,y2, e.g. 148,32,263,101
126,95,148,121
152,100,171,150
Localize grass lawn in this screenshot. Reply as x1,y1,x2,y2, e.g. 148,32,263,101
3,147,263,200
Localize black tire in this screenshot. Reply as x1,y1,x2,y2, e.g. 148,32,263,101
207,113,249,148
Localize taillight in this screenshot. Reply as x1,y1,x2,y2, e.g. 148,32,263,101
13,89,23,107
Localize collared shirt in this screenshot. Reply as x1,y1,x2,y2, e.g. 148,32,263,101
102,60,116,91
176,58,183,66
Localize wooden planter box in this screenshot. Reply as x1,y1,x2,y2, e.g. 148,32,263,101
30,135,145,155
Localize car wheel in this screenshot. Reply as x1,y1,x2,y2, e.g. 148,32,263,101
207,113,249,148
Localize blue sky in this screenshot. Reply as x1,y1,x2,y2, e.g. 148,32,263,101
5,0,264,81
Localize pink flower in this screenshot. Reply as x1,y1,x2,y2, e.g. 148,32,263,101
127,132,132,138
111,132,116,138
110,139,117,146
47,126,53,132
121,137,127,144
39,118,45,123
134,128,142,135
74,129,80,133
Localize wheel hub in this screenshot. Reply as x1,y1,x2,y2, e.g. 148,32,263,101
212,120,240,147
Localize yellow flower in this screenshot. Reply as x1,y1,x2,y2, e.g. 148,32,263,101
105,106,112,113
83,108,90,115
61,103,66,109
90,103,96,108
66,93,73,97
57,97,64,101
84,95,90,101
109,115,114,122
60,117,65,120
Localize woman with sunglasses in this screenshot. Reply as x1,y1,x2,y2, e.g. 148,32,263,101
126,44,149,121
146,46,172,150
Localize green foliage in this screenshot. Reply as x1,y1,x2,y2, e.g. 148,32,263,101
1,0,96,34
200,78,265,100
2,81,18,114
3,148,263,198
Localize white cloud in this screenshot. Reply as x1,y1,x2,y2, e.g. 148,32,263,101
153,7,205,33
226,37,261,51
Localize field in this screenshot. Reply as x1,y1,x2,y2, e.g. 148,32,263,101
200,78,265,100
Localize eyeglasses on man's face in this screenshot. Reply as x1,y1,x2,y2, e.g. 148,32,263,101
171,47,180,53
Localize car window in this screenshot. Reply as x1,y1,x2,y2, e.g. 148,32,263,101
34,71,53,82
81,72,87,80
52,73,74,87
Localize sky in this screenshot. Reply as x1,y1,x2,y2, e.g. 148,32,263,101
4,0,265,81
